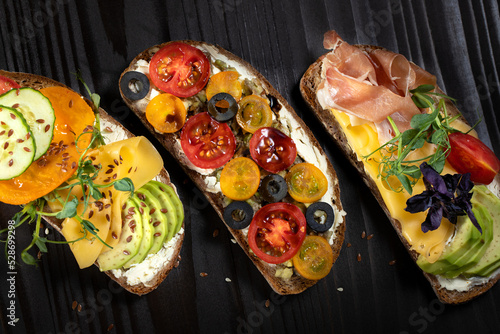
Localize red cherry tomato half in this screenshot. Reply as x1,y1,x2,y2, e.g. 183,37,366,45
149,42,211,98
0,75,20,95
248,202,307,264
180,112,236,169
447,132,500,184
249,127,297,173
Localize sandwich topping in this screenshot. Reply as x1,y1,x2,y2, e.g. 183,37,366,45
316,30,500,285
0,74,184,287
123,42,346,281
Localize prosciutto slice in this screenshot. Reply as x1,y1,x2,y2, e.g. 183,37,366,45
319,30,436,144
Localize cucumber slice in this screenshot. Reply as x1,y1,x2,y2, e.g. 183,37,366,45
0,88,55,160
0,106,36,180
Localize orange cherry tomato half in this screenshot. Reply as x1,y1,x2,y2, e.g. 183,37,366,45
0,75,20,95
292,235,334,280
286,163,328,203
248,202,307,264
447,132,500,184
180,112,236,169
249,127,297,173
146,93,187,133
220,157,260,200
205,71,242,104
236,94,273,133
149,42,210,98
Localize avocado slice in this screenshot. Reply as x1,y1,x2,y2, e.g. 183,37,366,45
464,186,500,277
417,213,480,275
136,187,169,255
97,196,144,271
123,194,154,268
144,181,184,240
417,186,494,277
443,204,493,278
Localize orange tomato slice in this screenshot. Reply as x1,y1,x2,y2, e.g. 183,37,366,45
292,235,333,280
220,157,260,200
236,94,273,133
146,93,187,133
0,86,95,205
205,71,242,104
286,163,328,203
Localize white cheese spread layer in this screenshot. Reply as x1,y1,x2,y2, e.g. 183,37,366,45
111,227,184,287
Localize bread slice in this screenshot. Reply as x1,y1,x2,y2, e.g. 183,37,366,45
119,41,347,294
0,70,184,295
299,46,500,304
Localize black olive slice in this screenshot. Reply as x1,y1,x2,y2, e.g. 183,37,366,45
223,201,253,230
207,92,238,121
267,94,281,112
260,174,287,203
120,71,150,101
306,202,334,233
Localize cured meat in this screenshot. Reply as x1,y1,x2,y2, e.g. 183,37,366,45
319,30,436,143
323,30,377,85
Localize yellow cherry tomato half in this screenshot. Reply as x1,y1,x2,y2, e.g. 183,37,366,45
220,157,260,201
205,71,242,104
286,163,328,203
236,94,273,133
146,93,187,133
292,235,334,280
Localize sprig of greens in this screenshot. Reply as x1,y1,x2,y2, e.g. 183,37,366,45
363,85,463,195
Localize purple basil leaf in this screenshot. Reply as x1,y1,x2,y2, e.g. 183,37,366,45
420,162,450,196
405,191,434,213
457,173,473,193
421,205,443,232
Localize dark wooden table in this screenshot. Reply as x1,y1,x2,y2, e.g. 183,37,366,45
1,1,499,333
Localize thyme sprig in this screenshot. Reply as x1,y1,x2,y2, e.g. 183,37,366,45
363,85,466,195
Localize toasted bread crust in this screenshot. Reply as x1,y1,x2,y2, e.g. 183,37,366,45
120,41,346,295
299,49,500,304
0,70,184,295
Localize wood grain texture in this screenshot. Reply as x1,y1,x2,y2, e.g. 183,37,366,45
0,0,499,333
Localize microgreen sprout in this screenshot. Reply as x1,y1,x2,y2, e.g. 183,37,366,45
363,85,466,194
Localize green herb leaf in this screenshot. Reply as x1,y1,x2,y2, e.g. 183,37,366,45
91,93,101,110
56,197,79,219
89,184,103,200
35,237,48,253
411,93,435,109
410,84,435,94
397,174,413,195
410,107,439,131
428,152,446,173
113,177,135,193
21,251,37,265
81,219,99,236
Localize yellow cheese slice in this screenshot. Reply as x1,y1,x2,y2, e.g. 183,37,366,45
47,136,163,268
331,109,475,262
